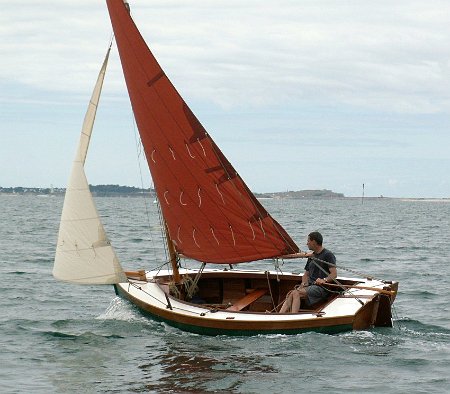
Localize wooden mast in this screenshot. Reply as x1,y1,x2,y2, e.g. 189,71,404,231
165,222,181,283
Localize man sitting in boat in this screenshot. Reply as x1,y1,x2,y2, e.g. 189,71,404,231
279,231,337,313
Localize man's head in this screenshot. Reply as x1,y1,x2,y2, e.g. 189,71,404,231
307,231,323,252
308,231,323,245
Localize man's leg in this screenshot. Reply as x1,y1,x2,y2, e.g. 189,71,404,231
279,291,294,313
291,288,307,313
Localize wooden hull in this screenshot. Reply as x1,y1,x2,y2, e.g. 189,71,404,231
115,268,398,336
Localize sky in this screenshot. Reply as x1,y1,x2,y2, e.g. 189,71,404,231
1,0,450,198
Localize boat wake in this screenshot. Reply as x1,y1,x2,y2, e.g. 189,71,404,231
336,317,450,357
394,317,450,338
96,296,156,327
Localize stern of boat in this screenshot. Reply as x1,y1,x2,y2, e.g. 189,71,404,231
353,281,399,329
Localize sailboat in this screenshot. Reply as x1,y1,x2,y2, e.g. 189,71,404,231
54,0,398,336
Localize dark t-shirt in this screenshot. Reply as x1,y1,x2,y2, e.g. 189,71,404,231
304,248,336,284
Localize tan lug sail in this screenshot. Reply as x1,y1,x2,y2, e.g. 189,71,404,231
53,47,127,285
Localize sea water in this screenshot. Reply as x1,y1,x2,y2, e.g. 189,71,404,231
1,195,449,393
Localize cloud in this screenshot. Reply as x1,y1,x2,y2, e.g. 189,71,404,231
1,1,449,197
2,0,450,114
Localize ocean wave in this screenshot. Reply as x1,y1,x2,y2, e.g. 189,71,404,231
394,317,450,338
339,328,402,356
4,271,27,275
39,330,124,341
6,318,126,341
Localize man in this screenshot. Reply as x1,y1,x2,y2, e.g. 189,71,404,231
279,231,337,313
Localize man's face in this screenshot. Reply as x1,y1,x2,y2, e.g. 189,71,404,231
307,237,315,251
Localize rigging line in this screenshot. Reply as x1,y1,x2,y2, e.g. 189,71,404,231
129,281,208,317
155,192,172,273
310,256,385,282
145,259,172,274
130,281,209,316
309,258,364,305
270,299,286,313
273,259,284,282
186,262,206,299
108,32,114,49
128,281,167,307
130,108,159,266
147,195,174,278
265,271,277,311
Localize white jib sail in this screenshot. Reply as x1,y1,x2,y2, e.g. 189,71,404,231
53,47,127,284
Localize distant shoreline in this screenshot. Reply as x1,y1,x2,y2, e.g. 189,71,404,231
0,185,448,200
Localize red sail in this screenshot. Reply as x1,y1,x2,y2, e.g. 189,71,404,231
106,1,299,263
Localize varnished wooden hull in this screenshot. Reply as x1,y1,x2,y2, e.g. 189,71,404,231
115,268,398,336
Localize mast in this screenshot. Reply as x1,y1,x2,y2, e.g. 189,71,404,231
165,222,181,282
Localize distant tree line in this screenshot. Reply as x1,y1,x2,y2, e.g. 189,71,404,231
0,186,62,195
254,189,344,199
1,185,343,198
89,184,155,197
0,184,155,197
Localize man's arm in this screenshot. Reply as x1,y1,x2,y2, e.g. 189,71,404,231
328,266,337,281
301,270,310,286
282,251,313,259
316,266,337,284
